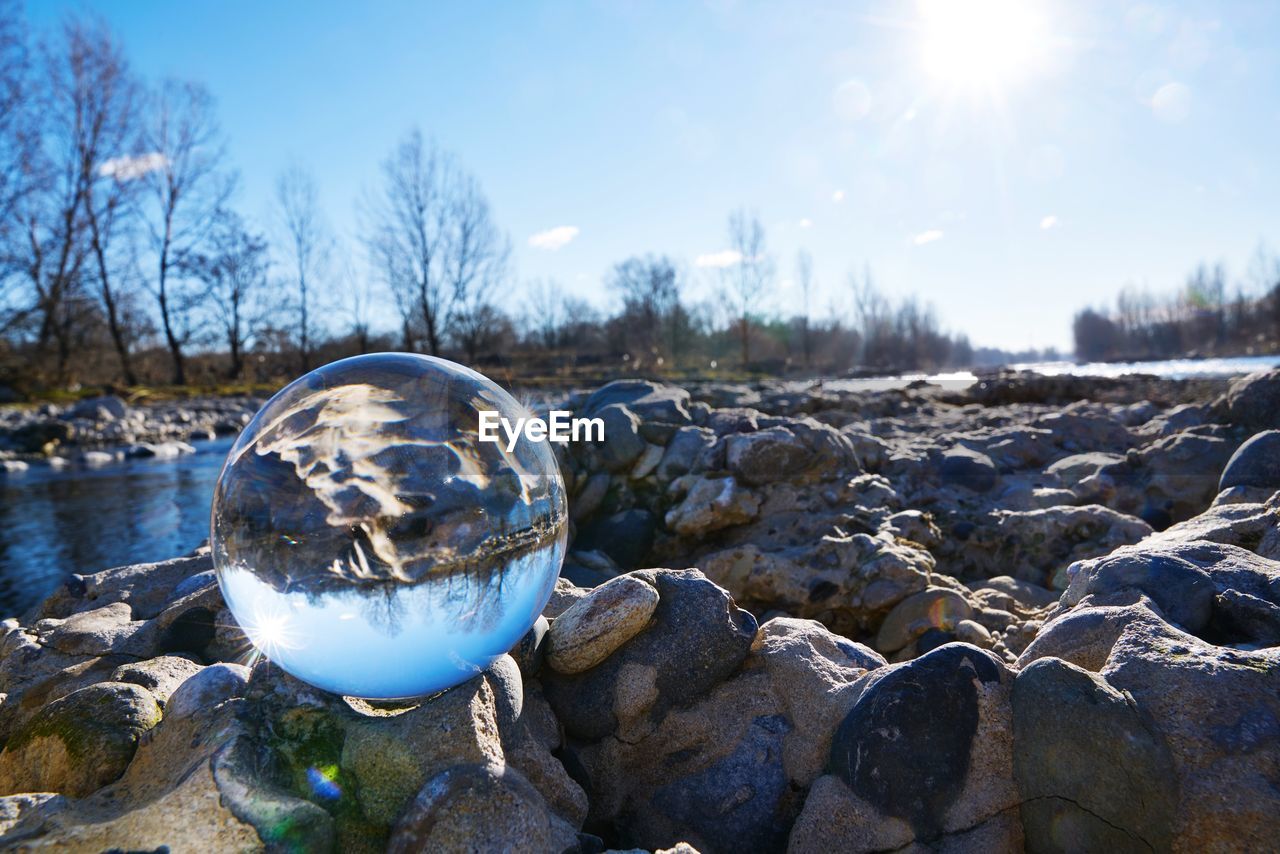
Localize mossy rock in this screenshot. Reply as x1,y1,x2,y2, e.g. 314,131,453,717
0,681,161,797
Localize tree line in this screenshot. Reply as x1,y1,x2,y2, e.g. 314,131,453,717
1073,250,1280,362
0,9,987,393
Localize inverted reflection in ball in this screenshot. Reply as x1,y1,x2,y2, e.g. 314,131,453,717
210,353,566,699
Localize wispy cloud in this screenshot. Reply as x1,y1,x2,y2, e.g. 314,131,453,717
1040,215,1059,230
832,189,846,203
99,152,166,181
913,229,944,246
798,218,813,229
528,225,579,250
695,249,743,269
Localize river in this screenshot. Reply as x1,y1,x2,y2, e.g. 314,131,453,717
0,438,234,616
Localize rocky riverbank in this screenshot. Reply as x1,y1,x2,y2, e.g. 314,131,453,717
0,369,1278,851
0,395,260,471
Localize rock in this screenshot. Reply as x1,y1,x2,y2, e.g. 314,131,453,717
699,534,933,638
572,471,611,523
71,395,128,421
1016,600,1159,672
125,440,196,459
110,654,204,705
165,662,250,721
511,615,550,678
792,644,1017,851
576,509,656,569
1139,431,1237,525
1101,620,1280,850
657,426,716,480
1220,367,1280,431
563,617,883,852
968,575,1060,610
0,682,162,797
1013,657,1177,853
1064,550,1216,633
938,446,998,492
542,569,757,742
1219,430,1280,491
79,450,116,466
955,505,1153,589
341,673,506,825
7,420,73,453
595,404,648,473
664,476,761,536
0,460,28,474
583,380,693,424
874,588,973,654
631,442,665,479
547,575,659,674
388,763,579,854
34,601,152,657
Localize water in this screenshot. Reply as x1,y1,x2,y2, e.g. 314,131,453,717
0,438,233,617
210,354,567,698
820,354,1280,392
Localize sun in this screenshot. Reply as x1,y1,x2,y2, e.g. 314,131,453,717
918,0,1049,94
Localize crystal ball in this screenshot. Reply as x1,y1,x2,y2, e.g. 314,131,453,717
210,353,567,699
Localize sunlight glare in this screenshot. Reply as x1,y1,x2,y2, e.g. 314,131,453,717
918,0,1048,92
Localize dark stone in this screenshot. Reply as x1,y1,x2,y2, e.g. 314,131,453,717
157,606,217,655
594,404,646,473
916,628,954,654
542,569,758,741
1213,589,1280,646
582,380,692,424
511,615,550,678
1082,553,1215,633
1219,430,1280,491
1012,657,1177,853
646,713,795,853
8,420,73,453
826,643,1005,839
575,510,656,570
938,447,998,492
1220,368,1280,432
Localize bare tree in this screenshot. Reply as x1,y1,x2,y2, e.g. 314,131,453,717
608,254,681,357
795,249,813,368
0,0,36,318
367,129,452,356
71,23,145,385
723,208,772,368
338,254,373,354
276,163,326,371
140,79,233,384
191,210,267,378
444,171,509,362
525,278,563,350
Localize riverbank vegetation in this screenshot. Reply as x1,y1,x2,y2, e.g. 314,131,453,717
1073,252,1280,363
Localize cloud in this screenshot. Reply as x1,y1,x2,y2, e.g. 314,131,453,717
832,190,846,203
798,218,813,229
695,249,743,269
99,152,166,181
527,225,580,251
913,229,944,246
1040,215,1059,230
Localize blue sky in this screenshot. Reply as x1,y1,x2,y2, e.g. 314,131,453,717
22,0,1280,351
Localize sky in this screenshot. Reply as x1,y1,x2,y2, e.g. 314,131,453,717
20,0,1280,352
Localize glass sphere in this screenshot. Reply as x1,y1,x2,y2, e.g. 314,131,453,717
210,353,567,699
